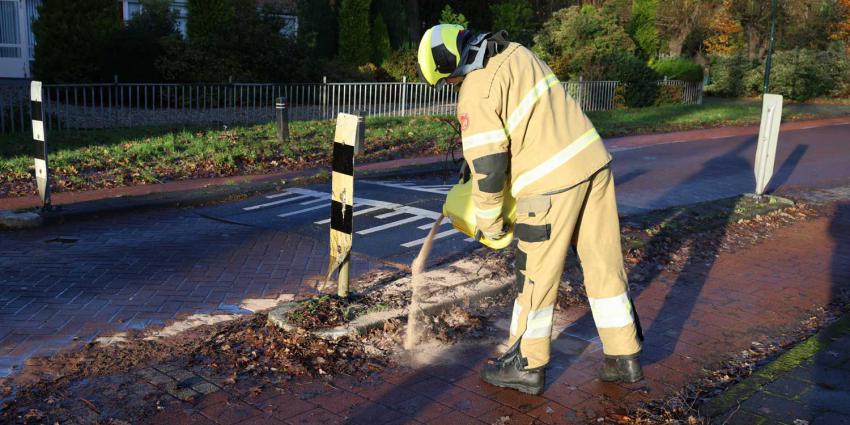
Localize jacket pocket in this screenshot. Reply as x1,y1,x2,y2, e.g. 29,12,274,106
515,195,551,242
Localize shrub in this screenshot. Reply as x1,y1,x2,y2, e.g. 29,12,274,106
650,58,704,82
383,48,418,82
706,54,749,97
490,0,536,46
827,42,850,97
337,0,372,66
32,0,121,82
594,51,660,107
654,84,684,105
759,49,833,101
533,5,636,80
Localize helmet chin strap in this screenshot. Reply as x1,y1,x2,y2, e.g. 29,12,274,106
450,30,509,80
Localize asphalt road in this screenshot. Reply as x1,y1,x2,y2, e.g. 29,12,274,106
200,122,850,263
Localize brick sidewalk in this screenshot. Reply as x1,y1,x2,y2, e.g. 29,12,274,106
139,203,850,424
0,209,395,377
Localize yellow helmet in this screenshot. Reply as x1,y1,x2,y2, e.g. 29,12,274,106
417,24,466,87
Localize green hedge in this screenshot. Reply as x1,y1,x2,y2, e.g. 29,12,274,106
651,58,704,83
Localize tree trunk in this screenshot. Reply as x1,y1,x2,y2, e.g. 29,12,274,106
668,32,688,57
745,25,762,60
406,0,420,45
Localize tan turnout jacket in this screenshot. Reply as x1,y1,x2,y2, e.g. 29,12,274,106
458,42,612,234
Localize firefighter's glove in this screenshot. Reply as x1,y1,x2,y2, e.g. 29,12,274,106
475,225,506,242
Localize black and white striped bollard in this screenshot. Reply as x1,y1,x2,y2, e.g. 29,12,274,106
31,81,51,209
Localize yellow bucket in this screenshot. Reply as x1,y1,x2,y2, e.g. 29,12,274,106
442,178,516,250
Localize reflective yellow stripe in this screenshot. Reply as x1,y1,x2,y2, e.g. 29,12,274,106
462,128,508,151
588,293,634,329
461,74,559,154
511,128,600,197
506,73,559,134
510,301,522,336
475,204,503,219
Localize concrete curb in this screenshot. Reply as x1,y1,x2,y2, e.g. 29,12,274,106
0,210,43,229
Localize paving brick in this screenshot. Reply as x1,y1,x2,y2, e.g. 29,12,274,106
740,391,811,422
253,394,315,420
764,377,814,400
285,407,345,425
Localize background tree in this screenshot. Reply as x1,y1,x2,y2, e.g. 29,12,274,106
728,0,775,59
704,0,743,56
297,0,338,59
832,0,850,47
781,0,842,50
628,0,660,60
656,0,717,56
372,14,392,64
32,0,120,82
338,0,372,66
438,4,468,27
533,5,635,79
107,0,178,82
161,0,303,82
490,0,536,46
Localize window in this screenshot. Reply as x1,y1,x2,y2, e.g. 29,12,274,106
0,0,21,58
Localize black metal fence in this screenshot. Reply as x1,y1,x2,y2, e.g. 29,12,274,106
0,79,704,135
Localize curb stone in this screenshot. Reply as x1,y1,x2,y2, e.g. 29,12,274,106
0,210,43,229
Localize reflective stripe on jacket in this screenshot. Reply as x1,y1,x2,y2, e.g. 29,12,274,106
457,43,612,233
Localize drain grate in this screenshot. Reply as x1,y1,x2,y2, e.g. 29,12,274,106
45,237,79,244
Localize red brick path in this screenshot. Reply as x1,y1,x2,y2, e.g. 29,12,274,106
144,204,850,424
0,209,393,376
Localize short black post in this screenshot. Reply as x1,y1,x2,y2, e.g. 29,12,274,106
275,96,289,142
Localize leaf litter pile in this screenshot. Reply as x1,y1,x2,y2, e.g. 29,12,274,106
0,192,834,424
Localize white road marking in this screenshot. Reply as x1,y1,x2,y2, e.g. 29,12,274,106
314,206,386,224
243,195,312,211
401,229,460,247
277,204,328,218
357,216,428,235
417,221,451,230
362,180,453,195
266,191,294,199
376,209,409,219
299,197,327,205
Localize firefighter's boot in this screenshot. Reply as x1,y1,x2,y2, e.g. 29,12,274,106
481,341,545,395
599,353,643,384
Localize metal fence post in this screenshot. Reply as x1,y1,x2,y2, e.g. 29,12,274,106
322,76,328,120
400,76,407,117
275,97,289,141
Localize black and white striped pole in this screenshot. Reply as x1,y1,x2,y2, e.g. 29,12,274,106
326,112,364,298
31,81,51,209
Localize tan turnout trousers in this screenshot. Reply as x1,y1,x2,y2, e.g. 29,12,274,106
507,167,641,368
455,41,642,368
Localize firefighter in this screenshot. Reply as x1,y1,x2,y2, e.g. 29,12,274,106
416,24,644,395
